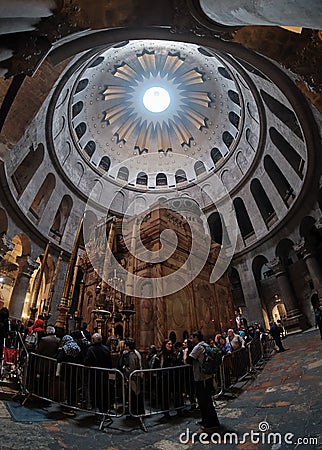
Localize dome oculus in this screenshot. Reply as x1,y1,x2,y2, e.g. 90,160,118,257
143,86,171,113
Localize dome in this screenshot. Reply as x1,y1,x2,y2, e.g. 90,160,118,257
52,40,257,192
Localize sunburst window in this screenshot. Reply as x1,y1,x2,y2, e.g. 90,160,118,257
103,50,212,152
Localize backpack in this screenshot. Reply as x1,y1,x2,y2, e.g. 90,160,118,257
25,331,38,350
201,344,222,375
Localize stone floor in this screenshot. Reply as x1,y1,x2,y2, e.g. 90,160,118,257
0,328,321,450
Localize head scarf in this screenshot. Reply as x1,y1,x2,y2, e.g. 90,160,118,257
62,335,80,358
215,334,222,344
28,318,44,334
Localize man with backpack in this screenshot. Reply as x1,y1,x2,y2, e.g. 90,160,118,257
189,331,221,432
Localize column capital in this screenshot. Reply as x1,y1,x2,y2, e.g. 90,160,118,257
16,255,39,278
267,257,285,276
294,238,314,259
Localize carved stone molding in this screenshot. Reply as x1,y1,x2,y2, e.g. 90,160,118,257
267,257,284,275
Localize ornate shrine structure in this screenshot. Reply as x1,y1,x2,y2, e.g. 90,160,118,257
78,198,235,350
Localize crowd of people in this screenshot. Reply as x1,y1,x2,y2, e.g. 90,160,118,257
0,306,304,431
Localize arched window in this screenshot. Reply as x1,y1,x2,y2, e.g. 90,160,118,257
88,57,104,68
99,156,110,172
264,155,294,206
211,148,222,165
233,197,255,240
218,66,232,80
84,141,96,158
269,127,304,178
228,267,246,308
30,173,56,220
175,170,187,184
12,144,44,198
72,101,83,118
207,212,223,245
75,122,86,139
228,90,240,106
50,195,73,242
194,161,206,176
229,111,240,129
136,172,148,186
75,79,89,93
117,167,129,181
156,173,167,186
250,178,276,225
223,131,234,149
261,90,303,140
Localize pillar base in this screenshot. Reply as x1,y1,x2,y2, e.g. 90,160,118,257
284,313,309,334
55,305,69,337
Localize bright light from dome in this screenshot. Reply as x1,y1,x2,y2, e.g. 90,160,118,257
143,87,170,113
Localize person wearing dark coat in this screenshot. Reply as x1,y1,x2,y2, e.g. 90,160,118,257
84,333,112,413
37,326,60,358
269,321,286,352
35,325,60,398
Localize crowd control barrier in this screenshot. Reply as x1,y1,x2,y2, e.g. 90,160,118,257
18,335,277,431
25,353,126,430
127,364,196,429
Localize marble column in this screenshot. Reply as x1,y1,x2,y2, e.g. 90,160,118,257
267,257,307,332
9,255,39,320
295,238,322,306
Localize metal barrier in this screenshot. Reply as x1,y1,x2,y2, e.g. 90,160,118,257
25,353,126,430
18,335,277,432
248,338,263,371
128,364,196,429
221,347,250,395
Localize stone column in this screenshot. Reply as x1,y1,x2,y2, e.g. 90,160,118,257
267,257,307,332
235,260,264,325
9,255,38,320
295,238,322,305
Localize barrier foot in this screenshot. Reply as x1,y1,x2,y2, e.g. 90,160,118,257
139,417,147,432
21,392,32,406
98,414,113,431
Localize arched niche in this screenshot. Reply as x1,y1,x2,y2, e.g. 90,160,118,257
29,173,56,221
11,144,44,198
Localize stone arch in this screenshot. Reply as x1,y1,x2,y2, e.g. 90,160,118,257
50,195,73,241
11,143,44,198
250,178,276,227
275,238,297,267
207,211,224,245
264,154,294,206
233,197,255,241
29,173,56,221
228,267,246,309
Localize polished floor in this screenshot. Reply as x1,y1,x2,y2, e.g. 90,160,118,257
0,328,321,450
